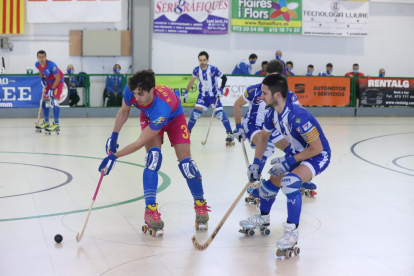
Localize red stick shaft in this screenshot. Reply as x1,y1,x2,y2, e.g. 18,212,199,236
93,170,105,201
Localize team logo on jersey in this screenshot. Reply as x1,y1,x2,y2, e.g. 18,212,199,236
296,127,303,134
244,91,249,98
53,66,56,71
295,118,301,124
302,121,313,132
152,117,165,126
285,122,292,132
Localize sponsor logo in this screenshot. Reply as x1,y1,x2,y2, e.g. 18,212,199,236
244,91,249,98
152,116,165,126
296,127,303,134
302,121,313,131
295,83,305,94
260,187,269,195
331,2,340,12
287,198,296,204
295,118,301,124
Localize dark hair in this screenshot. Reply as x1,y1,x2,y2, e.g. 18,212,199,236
262,74,288,99
128,69,156,92
198,51,209,60
327,63,333,68
353,63,359,67
37,50,46,57
308,64,314,68
262,61,268,66
249,53,258,60
113,64,121,70
286,61,293,66
265,60,284,74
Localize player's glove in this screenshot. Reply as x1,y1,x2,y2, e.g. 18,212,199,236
217,87,224,98
233,124,246,142
99,153,117,176
269,156,296,177
106,132,119,154
247,158,261,183
182,90,189,103
41,78,47,87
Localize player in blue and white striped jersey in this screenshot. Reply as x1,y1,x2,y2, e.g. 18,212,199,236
244,74,331,253
184,51,234,145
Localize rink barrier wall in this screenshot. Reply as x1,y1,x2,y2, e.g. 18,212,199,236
1,106,414,118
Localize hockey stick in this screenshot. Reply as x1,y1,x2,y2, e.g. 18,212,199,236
35,96,44,126
76,170,105,242
192,181,251,251
201,96,219,145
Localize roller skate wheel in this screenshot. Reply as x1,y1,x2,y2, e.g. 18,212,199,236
247,229,255,237
245,197,250,203
142,225,148,233
304,191,310,197
231,142,235,146
294,247,300,255
285,250,292,259
158,229,164,237
149,228,156,237
276,248,284,257
262,228,271,236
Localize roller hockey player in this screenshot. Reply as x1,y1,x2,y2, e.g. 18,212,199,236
183,51,234,146
99,70,211,236
245,74,331,258
34,50,64,135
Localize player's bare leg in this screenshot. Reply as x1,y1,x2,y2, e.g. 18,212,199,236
175,143,211,230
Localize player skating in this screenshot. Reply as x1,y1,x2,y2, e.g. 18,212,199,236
98,70,211,237
34,50,64,135
233,60,317,210
183,51,234,146
245,74,331,258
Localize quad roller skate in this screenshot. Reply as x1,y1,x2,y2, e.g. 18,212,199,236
225,132,235,146
244,186,260,207
238,213,270,237
35,120,49,133
276,222,300,259
142,203,164,237
194,199,211,231
300,182,317,197
45,121,60,135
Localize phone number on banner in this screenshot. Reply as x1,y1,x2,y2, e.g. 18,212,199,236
232,26,301,33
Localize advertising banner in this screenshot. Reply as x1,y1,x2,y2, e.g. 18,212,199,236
27,0,121,23
0,76,69,108
287,76,351,106
231,0,302,34
154,0,229,34
156,75,264,106
302,0,369,37
358,78,414,107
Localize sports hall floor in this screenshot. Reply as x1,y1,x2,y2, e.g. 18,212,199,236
0,117,413,276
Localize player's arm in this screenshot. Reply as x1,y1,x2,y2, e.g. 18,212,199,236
186,76,197,91
114,126,160,158
254,128,272,160
233,96,247,125
291,137,323,162
239,63,250,75
113,99,131,133
52,73,60,89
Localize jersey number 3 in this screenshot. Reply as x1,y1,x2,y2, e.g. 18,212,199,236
181,125,189,139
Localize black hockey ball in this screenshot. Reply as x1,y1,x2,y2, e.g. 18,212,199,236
54,234,63,243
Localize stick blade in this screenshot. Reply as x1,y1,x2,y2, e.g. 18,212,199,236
201,141,206,145
191,235,209,251
76,233,82,242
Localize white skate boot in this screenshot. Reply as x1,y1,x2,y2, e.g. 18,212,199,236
276,222,300,259
238,213,270,237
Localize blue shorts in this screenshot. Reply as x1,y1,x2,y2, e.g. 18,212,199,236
289,151,331,180
243,124,283,149
195,95,223,111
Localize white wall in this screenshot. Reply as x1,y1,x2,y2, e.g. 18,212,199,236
1,1,132,74
152,2,414,77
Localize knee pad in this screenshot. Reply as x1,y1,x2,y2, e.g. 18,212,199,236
259,179,279,199
264,142,275,158
215,110,224,121
191,109,202,120
145,147,163,171
281,173,302,196
178,157,201,180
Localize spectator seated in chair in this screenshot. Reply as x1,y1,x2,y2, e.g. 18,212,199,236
67,64,80,107
103,64,124,107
